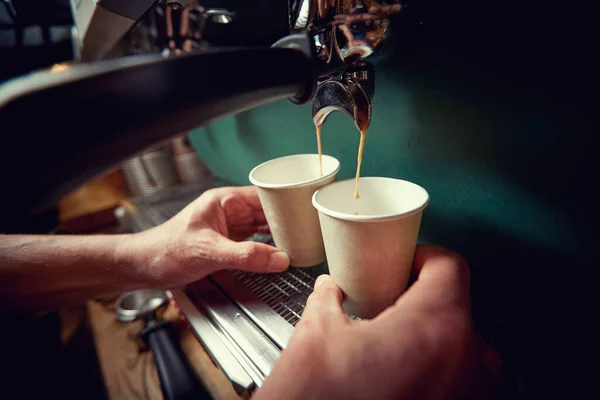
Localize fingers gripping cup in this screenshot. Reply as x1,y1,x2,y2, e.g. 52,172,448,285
249,154,341,267
312,177,429,319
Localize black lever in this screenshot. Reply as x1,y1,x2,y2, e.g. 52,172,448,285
143,320,213,400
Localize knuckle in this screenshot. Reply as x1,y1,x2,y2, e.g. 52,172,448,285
449,253,471,283
295,315,314,330
296,312,327,336
315,284,340,299
305,294,320,310
433,248,471,285
304,287,343,317
237,244,260,266
429,246,468,266
447,251,469,270
202,188,221,203
309,283,338,303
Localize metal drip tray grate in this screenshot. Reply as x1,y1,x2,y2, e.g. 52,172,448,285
231,264,362,326
232,268,317,326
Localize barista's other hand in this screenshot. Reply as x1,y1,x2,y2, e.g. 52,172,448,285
254,245,503,400
134,186,289,287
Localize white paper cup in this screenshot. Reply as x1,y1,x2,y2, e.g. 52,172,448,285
312,177,429,318
249,154,341,267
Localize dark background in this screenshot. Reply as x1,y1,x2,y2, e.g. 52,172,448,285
1,0,599,398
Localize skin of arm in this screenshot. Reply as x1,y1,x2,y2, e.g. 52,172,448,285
0,186,290,312
1,233,153,312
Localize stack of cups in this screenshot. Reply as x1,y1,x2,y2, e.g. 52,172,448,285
249,154,429,319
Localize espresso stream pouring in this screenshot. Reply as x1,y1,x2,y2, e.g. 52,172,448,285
313,70,372,199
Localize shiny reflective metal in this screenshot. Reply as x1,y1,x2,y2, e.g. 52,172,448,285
115,289,169,322
210,270,295,349
290,0,403,130
186,278,282,387
205,8,235,24
168,289,255,395
312,65,372,131
122,1,401,129
290,1,402,68
123,0,236,56
2,0,16,18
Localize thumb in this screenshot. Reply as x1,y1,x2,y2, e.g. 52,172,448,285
303,274,345,318
209,237,290,273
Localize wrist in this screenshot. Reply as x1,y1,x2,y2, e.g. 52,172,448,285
113,231,163,289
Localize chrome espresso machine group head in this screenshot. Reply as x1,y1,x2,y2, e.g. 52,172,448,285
288,0,403,131
123,0,403,130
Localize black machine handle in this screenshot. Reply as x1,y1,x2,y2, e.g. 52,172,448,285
146,322,213,400
0,45,314,224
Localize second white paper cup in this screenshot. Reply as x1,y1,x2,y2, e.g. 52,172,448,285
249,154,341,267
312,177,429,318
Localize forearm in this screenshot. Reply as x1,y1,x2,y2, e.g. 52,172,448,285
0,233,149,312
0,186,289,313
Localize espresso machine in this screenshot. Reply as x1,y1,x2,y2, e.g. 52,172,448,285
0,0,416,395
0,0,409,220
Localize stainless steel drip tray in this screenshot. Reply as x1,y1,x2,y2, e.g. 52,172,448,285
175,257,331,393
198,233,333,351
214,263,330,344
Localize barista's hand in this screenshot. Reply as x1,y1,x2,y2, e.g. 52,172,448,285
134,186,289,287
254,245,503,400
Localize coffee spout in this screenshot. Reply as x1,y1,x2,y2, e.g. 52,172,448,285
312,62,373,131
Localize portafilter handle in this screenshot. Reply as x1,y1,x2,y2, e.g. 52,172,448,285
115,290,213,400
143,320,213,400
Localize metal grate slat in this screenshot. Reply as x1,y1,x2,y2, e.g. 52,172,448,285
229,265,359,326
